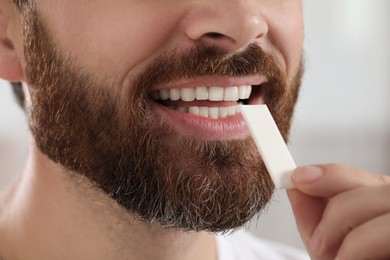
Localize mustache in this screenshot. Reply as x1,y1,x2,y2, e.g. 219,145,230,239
132,43,284,91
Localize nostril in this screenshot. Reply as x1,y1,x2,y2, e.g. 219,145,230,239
204,32,225,39
199,32,236,50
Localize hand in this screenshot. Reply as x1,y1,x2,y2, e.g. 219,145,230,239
287,164,390,259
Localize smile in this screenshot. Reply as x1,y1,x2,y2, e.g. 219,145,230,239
150,84,264,119
148,77,266,140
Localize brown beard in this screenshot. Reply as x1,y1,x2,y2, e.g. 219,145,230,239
22,5,303,232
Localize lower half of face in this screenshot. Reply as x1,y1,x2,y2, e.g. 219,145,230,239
24,9,303,232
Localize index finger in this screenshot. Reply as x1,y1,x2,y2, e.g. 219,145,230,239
290,164,390,198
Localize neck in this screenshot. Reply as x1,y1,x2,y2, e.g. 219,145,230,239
0,141,217,260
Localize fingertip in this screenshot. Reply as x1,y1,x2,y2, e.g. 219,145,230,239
292,166,324,184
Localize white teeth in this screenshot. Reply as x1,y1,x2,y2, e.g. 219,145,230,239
170,88,181,101
245,85,252,98
153,85,252,119
227,106,237,116
153,85,252,102
209,107,219,119
188,106,200,115
181,88,196,102
173,105,240,119
239,85,250,99
199,107,209,117
177,106,187,113
219,107,228,118
160,89,170,100
209,87,224,101
195,87,209,100
224,86,239,101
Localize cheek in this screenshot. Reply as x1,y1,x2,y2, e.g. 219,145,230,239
39,1,181,83
266,6,304,77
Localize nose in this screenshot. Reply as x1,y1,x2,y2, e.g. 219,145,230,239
182,0,268,53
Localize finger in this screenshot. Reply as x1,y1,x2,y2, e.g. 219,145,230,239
336,212,390,259
287,189,334,260
309,184,390,255
287,189,326,244
291,164,390,198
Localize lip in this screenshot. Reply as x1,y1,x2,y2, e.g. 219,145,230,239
147,76,266,140
150,102,250,140
153,75,267,90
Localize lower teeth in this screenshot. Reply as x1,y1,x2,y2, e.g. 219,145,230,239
169,105,240,119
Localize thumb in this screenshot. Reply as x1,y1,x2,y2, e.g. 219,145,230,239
291,164,389,198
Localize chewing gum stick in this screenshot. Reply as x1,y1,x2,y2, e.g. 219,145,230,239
240,105,296,189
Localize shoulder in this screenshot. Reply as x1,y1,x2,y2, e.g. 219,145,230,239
216,229,309,260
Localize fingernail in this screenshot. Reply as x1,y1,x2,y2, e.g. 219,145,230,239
310,226,324,252
293,166,323,183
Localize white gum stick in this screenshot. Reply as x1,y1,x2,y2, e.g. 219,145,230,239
240,104,296,189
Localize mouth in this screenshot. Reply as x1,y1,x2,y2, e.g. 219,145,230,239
150,84,264,117
148,77,266,140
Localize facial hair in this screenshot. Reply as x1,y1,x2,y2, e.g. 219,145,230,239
22,5,302,232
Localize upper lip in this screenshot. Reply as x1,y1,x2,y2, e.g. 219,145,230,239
151,75,267,90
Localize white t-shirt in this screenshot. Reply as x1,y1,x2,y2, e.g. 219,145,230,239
216,230,310,260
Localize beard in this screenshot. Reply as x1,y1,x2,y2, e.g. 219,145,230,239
21,6,303,232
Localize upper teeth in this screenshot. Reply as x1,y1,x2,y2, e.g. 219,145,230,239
151,85,252,102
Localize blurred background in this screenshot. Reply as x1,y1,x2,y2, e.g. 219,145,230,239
0,0,389,251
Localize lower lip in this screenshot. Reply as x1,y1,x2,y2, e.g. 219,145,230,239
150,102,250,140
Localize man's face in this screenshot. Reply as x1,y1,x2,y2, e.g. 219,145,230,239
19,0,304,232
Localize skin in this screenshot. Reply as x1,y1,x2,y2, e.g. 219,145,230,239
289,165,390,259
0,0,389,260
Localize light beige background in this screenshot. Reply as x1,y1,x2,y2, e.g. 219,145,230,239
1,0,389,251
